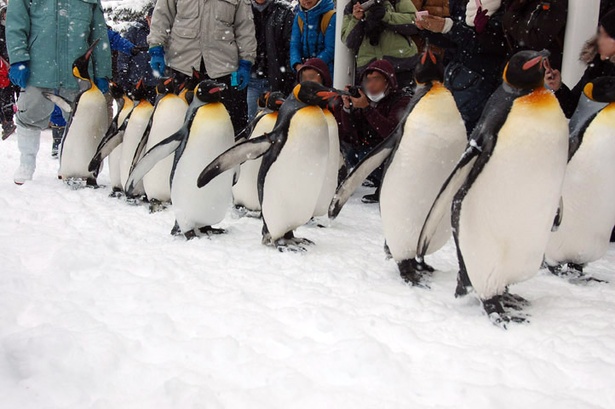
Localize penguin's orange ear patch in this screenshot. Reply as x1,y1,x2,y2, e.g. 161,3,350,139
583,82,594,100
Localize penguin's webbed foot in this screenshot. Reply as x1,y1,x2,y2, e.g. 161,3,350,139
273,232,314,253
501,289,530,311
86,177,99,188
125,194,147,206
170,221,182,236
482,295,530,330
198,226,226,236
548,263,608,284
397,258,432,288
148,199,169,214
109,187,124,199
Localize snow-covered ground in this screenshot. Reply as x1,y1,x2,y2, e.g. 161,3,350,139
1,131,614,408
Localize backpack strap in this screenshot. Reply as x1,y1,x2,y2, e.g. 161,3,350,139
298,10,335,35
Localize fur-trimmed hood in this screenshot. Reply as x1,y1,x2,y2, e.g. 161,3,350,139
580,36,615,65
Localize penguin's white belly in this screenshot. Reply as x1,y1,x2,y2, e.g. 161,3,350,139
108,143,123,189
546,105,615,266
313,110,339,217
262,106,329,240
59,90,108,179
143,97,188,202
381,88,466,261
458,94,568,299
171,105,234,232
120,106,153,192
232,114,277,211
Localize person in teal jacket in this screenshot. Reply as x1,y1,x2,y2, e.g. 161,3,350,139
5,0,111,185
290,0,336,75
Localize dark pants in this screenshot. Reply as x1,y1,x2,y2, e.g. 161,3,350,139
0,85,16,124
342,143,384,187
173,67,248,134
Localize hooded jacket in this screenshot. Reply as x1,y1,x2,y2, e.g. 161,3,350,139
296,57,332,87
339,59,411,148
342,0,419,74
555,36,615,118
148,0,257,78
290,0,336,75
5,0,111,90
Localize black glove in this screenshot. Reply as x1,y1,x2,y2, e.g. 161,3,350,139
364,4,387,46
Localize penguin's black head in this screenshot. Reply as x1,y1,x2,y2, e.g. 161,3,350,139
584,76,615,103
257,91,270,110
131,78,148,101
72,38,100,82
414,44,444,85
503,50,551,90
293,81,342,108
108,81,125,100
194,80,227,103
266,91,286,112
156,77,176,96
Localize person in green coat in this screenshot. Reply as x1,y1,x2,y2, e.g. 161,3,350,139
342,0,419,88
6,0,111,185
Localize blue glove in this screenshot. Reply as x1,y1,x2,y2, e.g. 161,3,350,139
149,46,166,77
9,61,29,89
235,60,252,91
95,77,109,93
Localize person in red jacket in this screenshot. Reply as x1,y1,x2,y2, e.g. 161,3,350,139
338,59,410,203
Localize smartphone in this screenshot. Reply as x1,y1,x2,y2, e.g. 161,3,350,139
230,71,238,87
416,10,429,20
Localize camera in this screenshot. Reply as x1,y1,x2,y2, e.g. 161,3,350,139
360,0,382,11
348,85,363,98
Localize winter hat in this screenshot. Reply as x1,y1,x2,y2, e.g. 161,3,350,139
360,59,398,90
465,0,502,27
297,58,333,87
601,9,615,39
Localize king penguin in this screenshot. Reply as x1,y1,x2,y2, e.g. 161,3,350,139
544,76,615,282
232,91,285,214
329,47,466,285
140,77,189,212
197,81,343,251
125,80,235,238
49,39,108,187
119,80,154,199
417,50,569,328
107,82,134,196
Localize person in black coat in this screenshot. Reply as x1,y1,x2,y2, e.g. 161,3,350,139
116,8,156,101
247,0,294,119
546,9,615,118
416,0,509,136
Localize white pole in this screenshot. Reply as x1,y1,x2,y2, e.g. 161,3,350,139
561,0,600,87
333,1,355,89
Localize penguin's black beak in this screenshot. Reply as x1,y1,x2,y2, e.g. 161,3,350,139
84,38,100,62
209,83,227,94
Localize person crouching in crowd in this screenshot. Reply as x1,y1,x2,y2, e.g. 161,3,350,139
338,59,410,203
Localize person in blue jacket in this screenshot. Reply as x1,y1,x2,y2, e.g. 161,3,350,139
290,0,336,75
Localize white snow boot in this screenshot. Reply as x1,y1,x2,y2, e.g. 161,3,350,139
14,125,41,185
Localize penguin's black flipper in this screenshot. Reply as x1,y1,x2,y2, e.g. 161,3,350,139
88,110,133,172
552,197,564,232
417,145,480,257
234,110,270,142
125,128,184,195
43,93,73,113
328,135,398,220
197,134,273,188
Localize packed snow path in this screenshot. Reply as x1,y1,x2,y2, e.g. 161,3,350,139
1,132,614,408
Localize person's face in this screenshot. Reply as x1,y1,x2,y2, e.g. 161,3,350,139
299,0,318,10
300,68,323,85
363,71,388,95
598,26,615,60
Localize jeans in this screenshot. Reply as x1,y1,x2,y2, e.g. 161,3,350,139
247,77,270,120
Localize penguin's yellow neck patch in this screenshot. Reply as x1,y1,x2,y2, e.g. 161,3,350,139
516,87,557,108
137,100,152,109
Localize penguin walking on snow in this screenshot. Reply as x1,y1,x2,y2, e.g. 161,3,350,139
329,47,466,285
417,50,569,328
140,78,189,212
232,91,285,214
544,77,615,283
47,39,108,187
197,81,343,252
125,80,234,239
107,82,134,196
